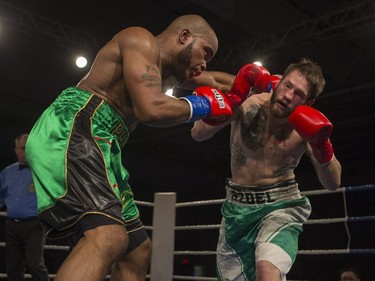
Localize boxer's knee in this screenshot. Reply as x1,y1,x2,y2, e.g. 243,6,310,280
256,260,281,281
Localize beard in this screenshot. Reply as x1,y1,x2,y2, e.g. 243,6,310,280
269,90,292,118
174,41,194,83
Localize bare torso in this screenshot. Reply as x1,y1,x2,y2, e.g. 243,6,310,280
76,27,164,133
230,93,307,186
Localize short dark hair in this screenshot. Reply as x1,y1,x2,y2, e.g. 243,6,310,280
282,57,325,101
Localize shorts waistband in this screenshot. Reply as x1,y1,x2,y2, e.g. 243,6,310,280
57,87,129,148
225,179,301,206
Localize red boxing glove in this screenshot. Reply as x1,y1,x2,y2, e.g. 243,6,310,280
226,64,271,110
182,86,233,125
289,105,334,164
195,86,233,125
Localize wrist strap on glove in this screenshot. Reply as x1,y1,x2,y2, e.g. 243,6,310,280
180,96,210,123
311,139,334,165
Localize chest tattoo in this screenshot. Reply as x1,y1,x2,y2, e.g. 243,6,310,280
271,127,291,157
272,138,286,158
240,105,267,151
231,142,247,169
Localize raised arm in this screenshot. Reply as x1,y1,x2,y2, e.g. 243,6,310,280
118,27,232,127
307,145,342,190
180,71,236,92
289,105,342,190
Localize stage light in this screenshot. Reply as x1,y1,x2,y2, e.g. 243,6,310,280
76,56,88,68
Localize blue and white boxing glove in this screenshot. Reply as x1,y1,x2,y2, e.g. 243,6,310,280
181,86,233,125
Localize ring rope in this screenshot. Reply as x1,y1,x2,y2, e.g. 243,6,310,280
173,275,217,280
304,215,375,224
0,214,373,248
174,248,375,255
134,200,154,207
342,190,351,249
0,185,373,216
301,184,375,196
174,215,375,231
174,184,375,207
176,199,225,207
0,272,308,281
0,242,368,255
175,224,221,231
0,273,56,279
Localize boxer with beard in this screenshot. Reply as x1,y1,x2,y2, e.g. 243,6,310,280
192,58,342,281
26,14,233,281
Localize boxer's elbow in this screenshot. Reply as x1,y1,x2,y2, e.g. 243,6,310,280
324,181,340,191
321,173,341,191
191,130,207,142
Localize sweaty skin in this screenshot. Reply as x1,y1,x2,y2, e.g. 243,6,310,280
191,62,342,281
192,69,341,190
229,94,305,186
26,15,220,281
77,24,218,132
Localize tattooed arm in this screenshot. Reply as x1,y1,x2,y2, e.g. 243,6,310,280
118,27,192,126
191,90,261,142
179,71,235,92
77,27,192,128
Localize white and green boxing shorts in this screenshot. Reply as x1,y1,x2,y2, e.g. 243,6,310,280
217,179,311,281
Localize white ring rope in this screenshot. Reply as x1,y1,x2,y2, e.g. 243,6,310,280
175,224,221,231
176,199,225,207
173,184,375,207
134,200,154,207
174,248,375,255
174,215,375,231
301,184,374,196
173,275,217,280
304,215,375,224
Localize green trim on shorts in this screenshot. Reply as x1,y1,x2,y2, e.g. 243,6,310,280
217,195,311,281
26,87,139,234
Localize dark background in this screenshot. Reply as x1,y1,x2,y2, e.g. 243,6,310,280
0,0,374,280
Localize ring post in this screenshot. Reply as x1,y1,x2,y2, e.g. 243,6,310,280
150,192,176,281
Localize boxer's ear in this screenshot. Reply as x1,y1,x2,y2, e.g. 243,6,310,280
179,29,192,44
305,99,315,106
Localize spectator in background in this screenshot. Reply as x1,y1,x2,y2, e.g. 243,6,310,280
0,133,50,281
340,268,361,281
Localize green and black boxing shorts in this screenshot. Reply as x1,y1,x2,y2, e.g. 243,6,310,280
26,87,146,250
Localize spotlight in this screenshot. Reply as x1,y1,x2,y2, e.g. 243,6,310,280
76,56,88,68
